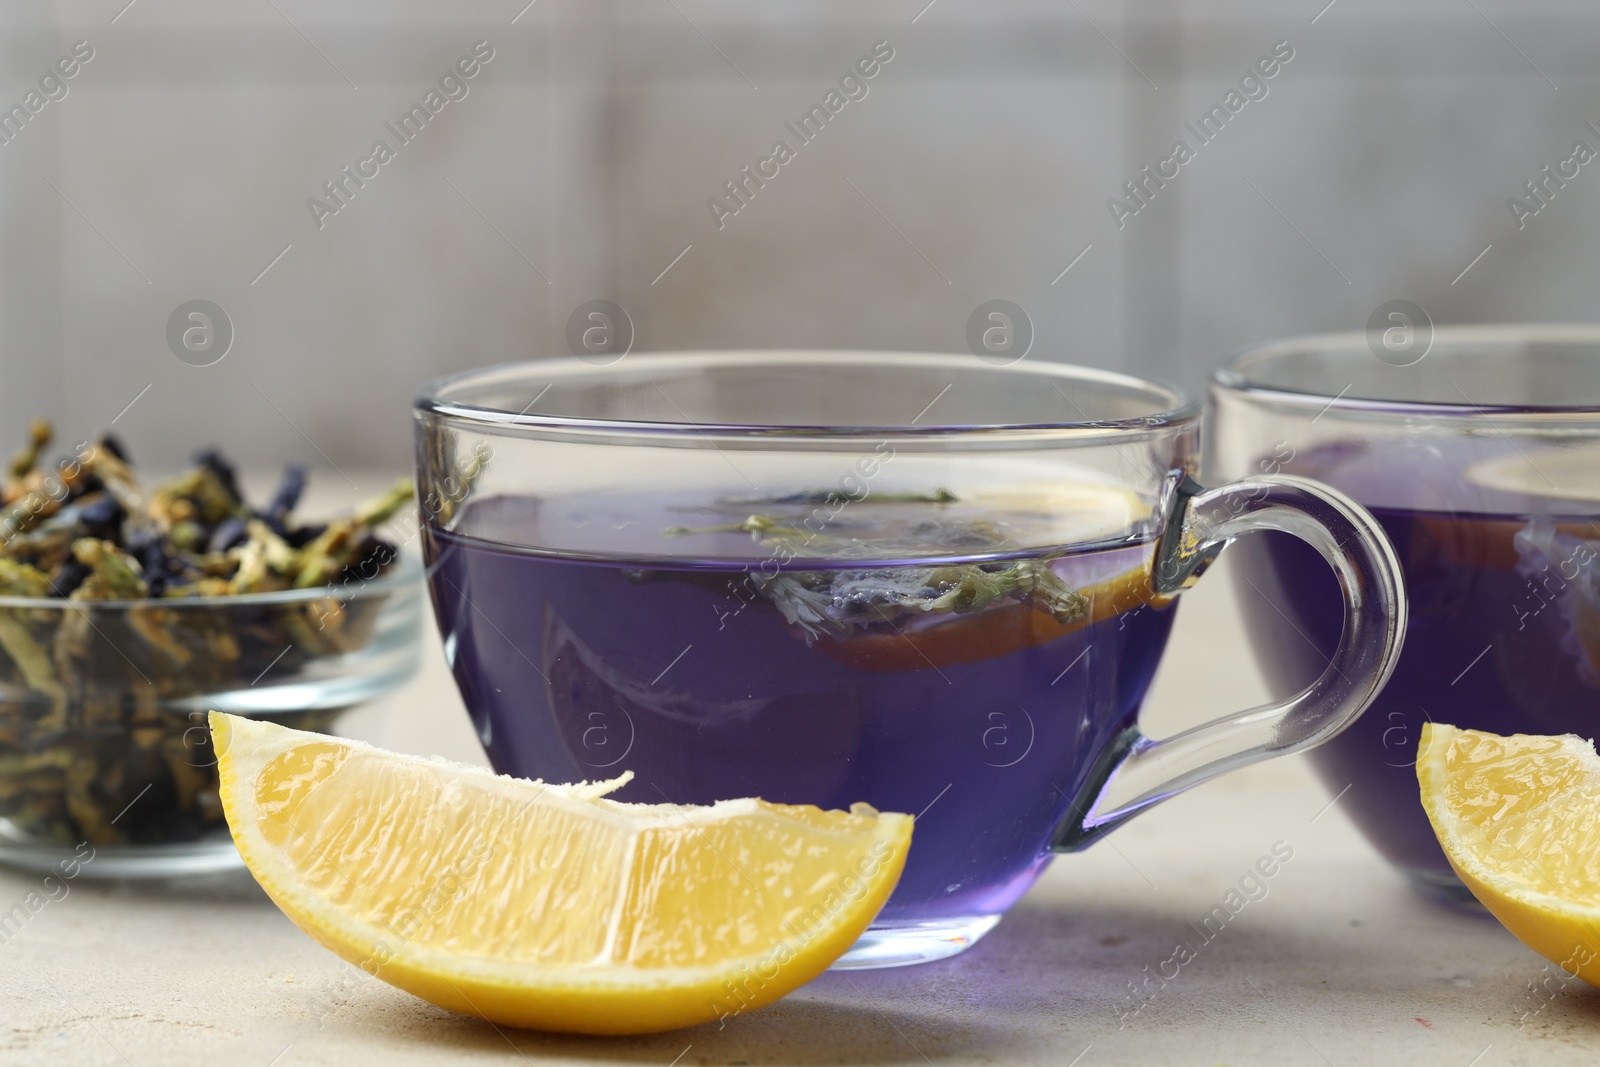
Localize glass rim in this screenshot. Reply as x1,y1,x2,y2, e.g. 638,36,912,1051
0,551,421,611
1214,323,1600,417
414,351,1200,438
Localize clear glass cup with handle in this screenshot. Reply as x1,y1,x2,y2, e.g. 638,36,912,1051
1211,324,1600,903
415,350,1406,966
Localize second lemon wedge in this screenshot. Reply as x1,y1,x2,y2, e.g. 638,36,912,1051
211,712,911,1034
1418,722,1600,984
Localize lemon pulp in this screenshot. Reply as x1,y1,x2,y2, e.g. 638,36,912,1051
1418,722,1600,982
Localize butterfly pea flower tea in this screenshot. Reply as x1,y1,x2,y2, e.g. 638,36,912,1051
1213,326,1600,900
418,352,1404,967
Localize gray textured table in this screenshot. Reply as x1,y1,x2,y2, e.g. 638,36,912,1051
2,477,1594,1066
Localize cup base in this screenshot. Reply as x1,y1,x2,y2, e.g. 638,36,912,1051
830,914,1002,970
1402,866,1487,913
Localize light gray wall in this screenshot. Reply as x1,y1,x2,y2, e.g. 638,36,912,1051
1,0,1595,476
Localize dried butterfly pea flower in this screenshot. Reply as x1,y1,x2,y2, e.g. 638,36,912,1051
0,422,416,848
6,419,51,484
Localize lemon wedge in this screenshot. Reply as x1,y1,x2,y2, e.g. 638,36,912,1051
1417,722,1600,982
211,712,911,1034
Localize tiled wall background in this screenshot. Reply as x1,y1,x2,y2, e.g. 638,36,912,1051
2,0,1597,471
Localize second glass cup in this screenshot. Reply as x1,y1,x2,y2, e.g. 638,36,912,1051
1211,325,1600,902
416,351,1405,966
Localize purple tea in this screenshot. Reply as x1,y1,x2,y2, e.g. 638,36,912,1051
422,487,1176,944
1232,436,1600,891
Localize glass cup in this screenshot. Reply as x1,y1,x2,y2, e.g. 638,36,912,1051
414,351,1405,967
1211,324,1600,902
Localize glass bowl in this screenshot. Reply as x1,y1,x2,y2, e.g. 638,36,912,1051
0,553,422,878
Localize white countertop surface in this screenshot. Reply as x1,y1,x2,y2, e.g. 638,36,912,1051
3,477,1595,1067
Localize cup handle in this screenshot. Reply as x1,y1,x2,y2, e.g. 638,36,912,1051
1052,474,1407,851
